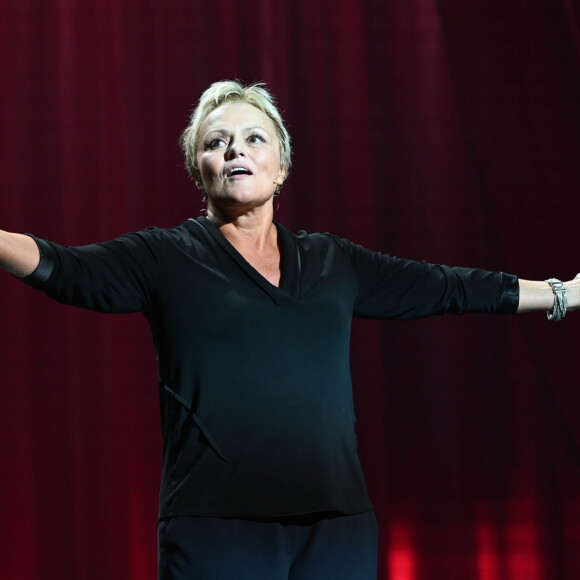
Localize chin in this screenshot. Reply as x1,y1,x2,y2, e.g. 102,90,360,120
222,190,273,205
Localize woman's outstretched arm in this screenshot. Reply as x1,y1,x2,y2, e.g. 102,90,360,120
2,226,579,319
0,230,40,277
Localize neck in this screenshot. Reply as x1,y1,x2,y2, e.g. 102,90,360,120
206,202,276,250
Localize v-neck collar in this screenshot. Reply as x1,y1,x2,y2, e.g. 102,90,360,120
191,216,301,304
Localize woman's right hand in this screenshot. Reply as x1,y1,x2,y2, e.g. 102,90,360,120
0,230,40,277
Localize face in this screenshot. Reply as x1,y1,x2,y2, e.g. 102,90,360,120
196,102,286,209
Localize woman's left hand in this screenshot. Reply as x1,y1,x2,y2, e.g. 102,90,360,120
565,274,580,311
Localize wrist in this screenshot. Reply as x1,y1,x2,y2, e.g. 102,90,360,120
545,278,567,321
564,275,580,311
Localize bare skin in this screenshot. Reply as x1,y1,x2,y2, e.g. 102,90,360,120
196,102,286,287
518,277,580,313
211,219,281,287
0,231,39,277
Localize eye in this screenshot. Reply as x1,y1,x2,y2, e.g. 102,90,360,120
205,137,225,150
247,133,266,144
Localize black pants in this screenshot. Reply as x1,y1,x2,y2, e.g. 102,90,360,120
158,511,378,580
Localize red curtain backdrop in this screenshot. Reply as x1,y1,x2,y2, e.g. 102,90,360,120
1,1,580,579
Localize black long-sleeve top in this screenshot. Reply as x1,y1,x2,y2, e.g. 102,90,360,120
22,217,519,519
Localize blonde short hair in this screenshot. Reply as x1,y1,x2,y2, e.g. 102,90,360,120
181,80,292,183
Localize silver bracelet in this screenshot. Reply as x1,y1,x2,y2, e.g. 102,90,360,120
545,278,567,321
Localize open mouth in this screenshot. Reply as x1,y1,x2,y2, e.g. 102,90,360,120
226,165,253,177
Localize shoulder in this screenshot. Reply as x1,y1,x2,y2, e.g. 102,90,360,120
290,228,357,252
116,219,209,255
290,227,386,265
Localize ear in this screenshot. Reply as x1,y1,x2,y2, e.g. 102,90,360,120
194,171,205,191
276,165,287,185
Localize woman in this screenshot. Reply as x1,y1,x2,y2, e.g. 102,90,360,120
0,80,578,580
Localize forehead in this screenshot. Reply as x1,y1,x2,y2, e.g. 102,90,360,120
199,102,276,136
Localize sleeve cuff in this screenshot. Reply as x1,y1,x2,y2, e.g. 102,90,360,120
19,236,56,288
497,272,520,314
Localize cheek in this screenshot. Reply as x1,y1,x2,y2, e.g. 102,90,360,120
260,151,282,174
198,156,218,180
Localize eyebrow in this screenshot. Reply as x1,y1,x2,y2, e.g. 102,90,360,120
203,125,271,137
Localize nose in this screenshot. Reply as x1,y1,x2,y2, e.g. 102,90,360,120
225,138,246,159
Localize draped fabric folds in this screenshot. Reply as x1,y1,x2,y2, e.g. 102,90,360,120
1,1,579,579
